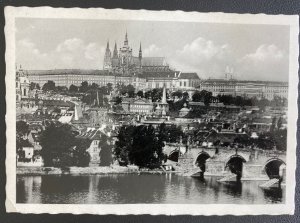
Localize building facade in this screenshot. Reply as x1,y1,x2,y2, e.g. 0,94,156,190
199,78,288,100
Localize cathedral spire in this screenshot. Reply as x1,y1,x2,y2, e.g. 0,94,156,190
113,41,118,58
124,31,128,46
106,40,110,51
103,40,112,70
139,42,142,59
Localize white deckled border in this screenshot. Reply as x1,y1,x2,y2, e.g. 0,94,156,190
4,6,299,215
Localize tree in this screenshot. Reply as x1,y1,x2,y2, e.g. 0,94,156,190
126,84,135,98
183,92,189,100
82,94,92,105
69,84,78,92
192,90,202,102
137,90,144,98
42,80,56,91
16,121,29,152
257,97,269,111
40,123,75,166
73,138,91,167
115,96,122,105
172,90,183,99
79,81,89,93
158,123,184,143
193,90,212,106
40,124,93,167
118,84,135,98
106,83,113,94
56,86,68,92
29,82,40,91
99,135,113,166
145,88,162,102
277,117,283,129
114,125,165,168
16,121,29,137
90,83,99,91
270,117,277,132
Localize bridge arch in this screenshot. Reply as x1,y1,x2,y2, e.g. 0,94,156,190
225,155,247,181
194,151,211,172
168,150,180,162
264,158,286,179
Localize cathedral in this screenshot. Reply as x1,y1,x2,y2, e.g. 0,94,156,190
103,32,170,75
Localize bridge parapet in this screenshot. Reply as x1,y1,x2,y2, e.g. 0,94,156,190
176,145,286,180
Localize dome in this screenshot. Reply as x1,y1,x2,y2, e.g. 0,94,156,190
179,103,189,112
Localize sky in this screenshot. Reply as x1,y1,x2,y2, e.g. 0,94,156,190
16,18,290,81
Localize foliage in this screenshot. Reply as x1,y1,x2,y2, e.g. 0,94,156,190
99,135,113,166
168,97,188,113
73,138,91,167
16,121,29,153
233,129,287,151
192,90,212,106
117,84,135,98
115,96,122,105
171,90,183,99
42,80,56,91
114,125,165,168
29,82,40,90
137,90,144,98
40,123,92,167
69,84,78,92
144,88,163,102
79,81,89,93
158,123,185,143
16,121,29,137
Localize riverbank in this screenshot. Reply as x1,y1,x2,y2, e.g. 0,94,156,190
16,165,180,176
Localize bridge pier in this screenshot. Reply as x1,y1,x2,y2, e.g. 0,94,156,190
165,144,286,182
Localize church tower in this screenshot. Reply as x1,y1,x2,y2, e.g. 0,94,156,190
103,41,112,70
139,42,142,68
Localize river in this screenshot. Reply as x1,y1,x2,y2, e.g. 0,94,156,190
16,174,284,204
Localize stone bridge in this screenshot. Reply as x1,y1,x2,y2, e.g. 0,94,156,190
163,143,286,180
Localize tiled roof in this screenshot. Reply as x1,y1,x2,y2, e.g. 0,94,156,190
178,73,199,79
76,129,104,140
142,57,166,66
42,100,74,108
26,69,109,76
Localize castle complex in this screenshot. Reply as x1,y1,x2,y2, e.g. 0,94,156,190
21,31,288,100
103,32,170,75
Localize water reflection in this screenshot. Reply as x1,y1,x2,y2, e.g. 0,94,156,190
16,174,285,204
263,187,283,203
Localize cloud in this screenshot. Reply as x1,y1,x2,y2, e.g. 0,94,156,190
242,44,284,63
17,38,103,70
238,44,287,81
143,44,164,57
17,38,48,69
85,43,104,61
168,37,234,78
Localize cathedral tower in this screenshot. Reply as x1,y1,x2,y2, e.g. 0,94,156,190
103,41,112,70
113,42,118,59
139,42,142,68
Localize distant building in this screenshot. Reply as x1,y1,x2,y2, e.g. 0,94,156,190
199,77,288,100
16,65,30,102
121,98,154,114
76,128,113,166
103,32,169,75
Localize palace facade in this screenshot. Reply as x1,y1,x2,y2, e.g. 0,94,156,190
199,77,288,100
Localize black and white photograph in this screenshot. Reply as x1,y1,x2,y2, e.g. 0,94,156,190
4,7,298,215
